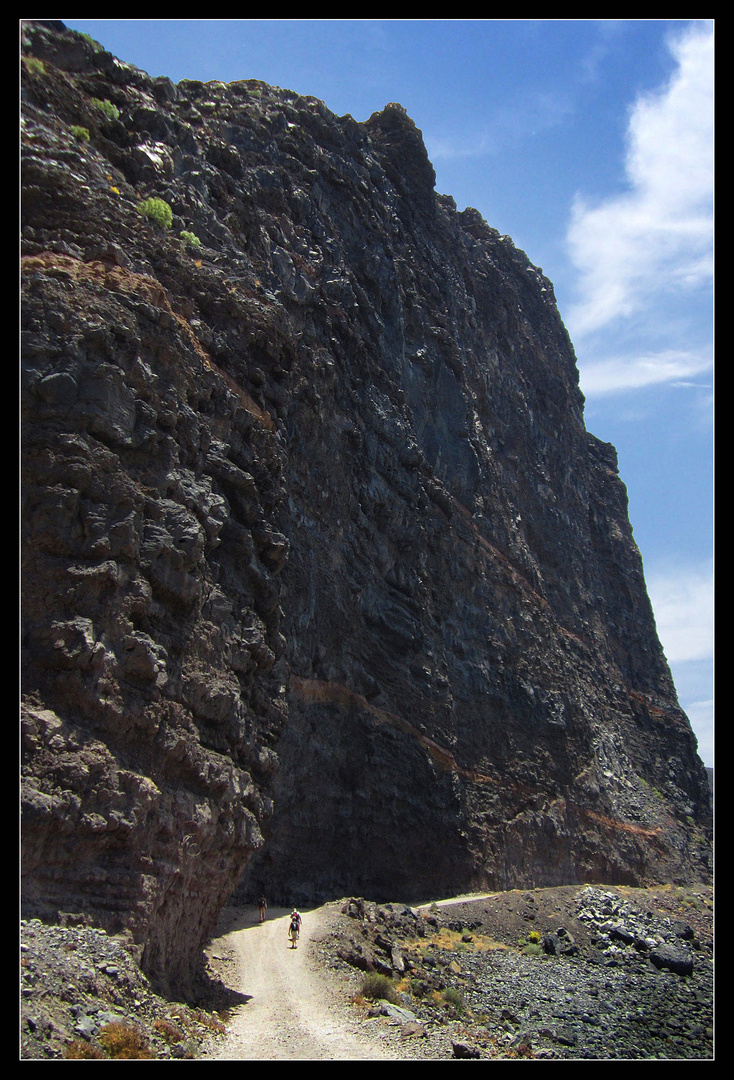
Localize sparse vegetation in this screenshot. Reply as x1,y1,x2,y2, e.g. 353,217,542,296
98,1022,154,1059
180,229,202,249
153,1018,185,1044
92,98,120,122
189,1008,227,1035
441,986,466,1013
63,1039,105,1059
516,928,543,956
360,972,399,1004
23,57,46,76
138,197,173,230
76,31,104,52
71,126,90,143
412,924,504,956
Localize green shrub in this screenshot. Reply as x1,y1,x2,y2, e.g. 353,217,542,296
441,986,465,1013
360,972,398,1004
92,98,120,122
71,125,90,142
517,930,543,956
180,230,201,249
24,57,46,76
138,197,173,230
77,31,104,52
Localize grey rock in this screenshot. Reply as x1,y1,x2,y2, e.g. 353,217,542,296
452,1041,481,1059
649,943,694,976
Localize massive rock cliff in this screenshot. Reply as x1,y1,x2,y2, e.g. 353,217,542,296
20,22,711,993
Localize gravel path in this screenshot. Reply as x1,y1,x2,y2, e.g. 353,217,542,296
201,884,714,1061
22,884,712,1060
201,905,399,1060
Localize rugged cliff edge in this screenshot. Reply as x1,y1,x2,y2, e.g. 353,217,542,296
20,21,712,995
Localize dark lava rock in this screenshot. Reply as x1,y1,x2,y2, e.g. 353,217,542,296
21,19,711,1003
649,943,694,976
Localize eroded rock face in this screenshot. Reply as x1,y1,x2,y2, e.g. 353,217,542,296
21,21,711,988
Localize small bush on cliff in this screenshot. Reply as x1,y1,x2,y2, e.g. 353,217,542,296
138,197,173,230
23,57,46,76
92,97,120,122
71,125,90,143
180,229,202,249
76,31,104,52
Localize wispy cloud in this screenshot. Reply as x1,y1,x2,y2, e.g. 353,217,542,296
580,347,712,397
426,86,573,164
646,559,713,664
565,21,713,343
682,698,714,766
578,20,627,84
426,131,498,163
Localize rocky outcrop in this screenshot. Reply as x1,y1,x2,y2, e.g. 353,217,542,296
21,21,711,991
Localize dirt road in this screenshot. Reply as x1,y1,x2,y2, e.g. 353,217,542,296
202,904,395,1060
200,885,713,1061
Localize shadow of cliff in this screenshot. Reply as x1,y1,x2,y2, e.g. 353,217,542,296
190,903,321,1011
188,973,253,1013
212,903,320,934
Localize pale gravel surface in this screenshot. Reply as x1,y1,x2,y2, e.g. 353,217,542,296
200,885,714,1061
201,904,419,1060
21,886,712,1060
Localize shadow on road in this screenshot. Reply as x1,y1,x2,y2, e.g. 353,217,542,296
212,904,321,935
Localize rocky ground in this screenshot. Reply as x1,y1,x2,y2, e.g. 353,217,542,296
304,882,714,1060
20,920,240,1059
21,882,713,1060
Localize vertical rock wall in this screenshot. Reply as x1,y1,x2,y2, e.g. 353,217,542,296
21,22,711,990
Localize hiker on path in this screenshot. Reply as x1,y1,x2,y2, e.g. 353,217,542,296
258,896,267,923
288,908,302,948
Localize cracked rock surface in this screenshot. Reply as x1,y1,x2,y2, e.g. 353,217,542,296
21,19,711,1003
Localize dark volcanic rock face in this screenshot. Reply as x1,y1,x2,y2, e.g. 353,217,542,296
21,21,711,988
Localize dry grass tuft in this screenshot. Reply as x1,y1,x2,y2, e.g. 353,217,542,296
98,1022,154,1059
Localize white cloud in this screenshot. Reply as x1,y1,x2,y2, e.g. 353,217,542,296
580,347,712,396
565,21,713,340
426,131,498,162
646,559,713,664
682,697,714,767
646,559,714,766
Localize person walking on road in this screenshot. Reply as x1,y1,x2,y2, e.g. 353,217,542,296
258,896,267,923
288,908,302,948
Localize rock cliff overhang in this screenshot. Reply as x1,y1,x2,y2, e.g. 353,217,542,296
20,20,712,990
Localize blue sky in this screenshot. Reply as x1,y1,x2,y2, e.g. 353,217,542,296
61,19,714,767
